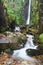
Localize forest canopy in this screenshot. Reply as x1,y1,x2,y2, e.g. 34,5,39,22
2,0,39,25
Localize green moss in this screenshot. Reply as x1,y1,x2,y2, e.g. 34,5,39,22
39,33,43,43
39,33,43,47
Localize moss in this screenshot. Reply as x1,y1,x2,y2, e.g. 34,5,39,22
39,33,43,43
39,33,43,47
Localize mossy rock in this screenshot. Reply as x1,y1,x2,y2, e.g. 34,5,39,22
5,31,27,44
39,33,43,43
26,49,43,56
39,33,43,47
0,32,27,50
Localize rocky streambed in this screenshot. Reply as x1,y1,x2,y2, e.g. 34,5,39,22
0,32,43,65
0,52,43,65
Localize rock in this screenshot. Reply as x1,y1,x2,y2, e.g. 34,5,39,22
0,33,10,43
39,33,43,43
37,46,43,50
5,31,27,43
33,55,43,65
0,34,6,39
26,49,43,56
0,52,42,65
0,32,27,50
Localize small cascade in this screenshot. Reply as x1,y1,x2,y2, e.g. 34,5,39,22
24,34,37,49
12,34,37,61
12,0,40,64
26,0,31,25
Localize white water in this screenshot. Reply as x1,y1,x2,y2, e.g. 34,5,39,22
24,34,37,49
26,0,31,25
12,34,37,61
12,0,40,64
15,26,20,31
12,0,37,61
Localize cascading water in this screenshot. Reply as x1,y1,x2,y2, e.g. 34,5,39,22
26,0,31,25
12,0,37,60
12,34,40,65
12,0,40,65
12,35,37,60
24,34,37,49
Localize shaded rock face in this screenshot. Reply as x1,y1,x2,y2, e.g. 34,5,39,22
37,46,43,50
26,49,43,56
0,43,25,50
0,43,25,54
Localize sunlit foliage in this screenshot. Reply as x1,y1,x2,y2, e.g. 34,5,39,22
3,0,39,25
30,0,39,26
3,0,27,25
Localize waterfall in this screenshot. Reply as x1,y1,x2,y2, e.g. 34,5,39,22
26,0,31,25
12,1,39,64
24,34,37,49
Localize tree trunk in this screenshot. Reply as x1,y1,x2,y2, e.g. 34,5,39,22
0,1,4,27
39,0,43,33
0,1,9,33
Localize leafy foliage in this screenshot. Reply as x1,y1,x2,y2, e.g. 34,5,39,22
3,0,39,25
3,0,26,25
30,0,39,26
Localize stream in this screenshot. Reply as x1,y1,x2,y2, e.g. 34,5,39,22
0,0,43,65
12,0,41,65
12,34,41,65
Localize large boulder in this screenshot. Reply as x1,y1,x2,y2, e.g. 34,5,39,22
26,49,43,56
0,32,27,50
5,31,27,44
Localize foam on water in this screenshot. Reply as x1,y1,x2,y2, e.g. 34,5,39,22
12,0,40,64
12,34,37,61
